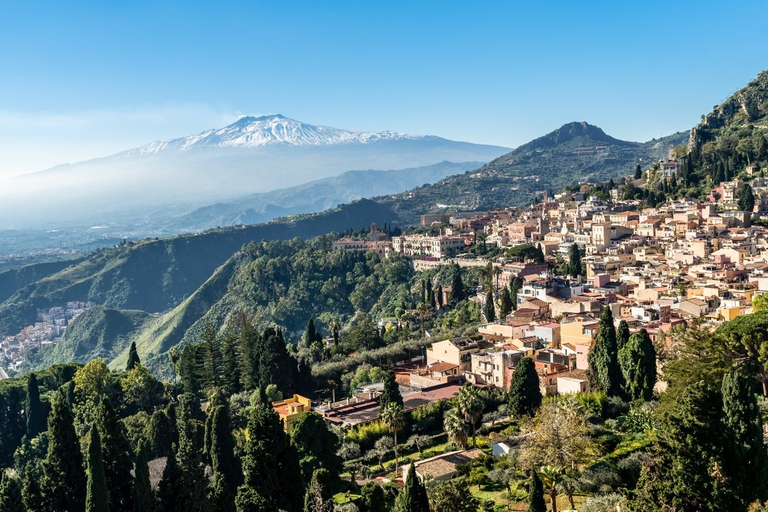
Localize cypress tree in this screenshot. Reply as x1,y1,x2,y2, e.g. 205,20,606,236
721,370,768,507
616,320,630,351
499,285,513,320
588,307,622,396
132,441,154,512
97,397,134,512
360,482,386,512
510,277,521,311
146,409,174,459
39,389,86,512
257,327,295,395
0,471,24,512
634,164,642,180
303,319,319,348
527,470,546,512
157,448,182,512
426,279,435,308
235,404,303,512
303,468,334,512
201,323,221,389
379,371,403,413
436,285,444,308
632,382,737,511
26,372,46,439
618,329,656,401
209,404,239,512
176,396,207,512
568,243,583,278
508,357,542,417
86,426,110,512
451,263,465,303
126,341,141,371
394,463,430,512
484,290,496,322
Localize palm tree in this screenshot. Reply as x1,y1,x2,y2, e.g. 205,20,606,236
457,383,484,448
443,407,468,450
539,465,566,512
381,402,405,473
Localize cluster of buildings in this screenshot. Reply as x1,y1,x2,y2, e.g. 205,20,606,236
332,164,768,399
0,301,92,373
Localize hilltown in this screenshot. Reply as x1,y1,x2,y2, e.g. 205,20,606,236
328,172,766,402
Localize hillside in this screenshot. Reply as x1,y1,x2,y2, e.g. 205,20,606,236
39,306,156,368
171,161,483,230
685,70,768,183
0,199,399,338
378,122,688,223
39,237,422,378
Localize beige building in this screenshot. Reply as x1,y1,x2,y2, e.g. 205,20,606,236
392,234,465,259
426,337,480,372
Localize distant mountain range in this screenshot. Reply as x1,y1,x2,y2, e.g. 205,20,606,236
0,115,508,231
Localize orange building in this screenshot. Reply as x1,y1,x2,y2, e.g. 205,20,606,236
272,394,313,432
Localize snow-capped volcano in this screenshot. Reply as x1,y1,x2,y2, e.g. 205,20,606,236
130,114,428,155
0,114,509,230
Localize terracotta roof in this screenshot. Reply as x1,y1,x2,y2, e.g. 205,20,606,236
428,362,459,373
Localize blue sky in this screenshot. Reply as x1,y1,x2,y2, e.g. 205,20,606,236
0,0,766,178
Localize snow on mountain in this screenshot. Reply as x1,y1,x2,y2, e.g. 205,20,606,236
126,114,430,155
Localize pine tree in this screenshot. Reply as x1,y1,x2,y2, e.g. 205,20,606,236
508,357,542,417
616,320,630,351
484,290,496,322
39,389,86,512
394,463,430,512
721,370,768,507
86,426,110,512
209,405,239,512
587,307,622,396
379,371,403,413
132,441,154,512
126,341,141,371
527,470,546,512
220,326,241,392
97,397,134,512
26,372,46,439
0,471,24,512
618,329,656,401
238,318,259,391
201,323,221,389
236,404,303,512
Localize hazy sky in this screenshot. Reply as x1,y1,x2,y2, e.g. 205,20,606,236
0,0,766,179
